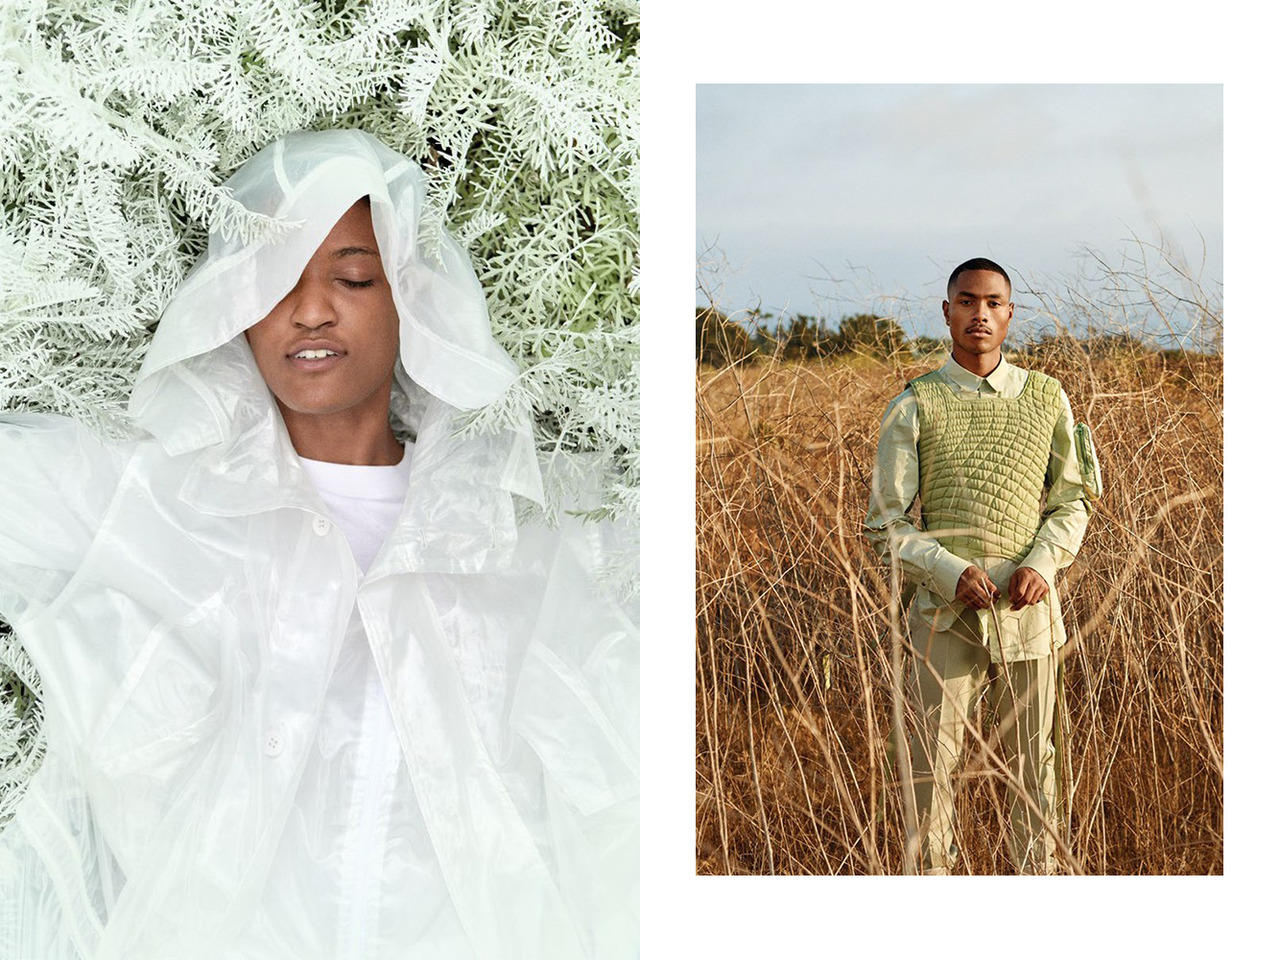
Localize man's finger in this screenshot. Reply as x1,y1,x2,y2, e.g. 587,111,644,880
1008,576,1045,611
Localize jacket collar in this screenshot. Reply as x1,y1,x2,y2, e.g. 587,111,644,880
366,402,532,577
176,386,535,577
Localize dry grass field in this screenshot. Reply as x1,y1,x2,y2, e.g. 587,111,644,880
695,326,1223,875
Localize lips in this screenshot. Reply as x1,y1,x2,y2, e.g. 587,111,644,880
285,339,346,371
286,339,346,358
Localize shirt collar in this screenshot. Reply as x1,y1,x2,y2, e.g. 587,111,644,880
942,353,1018,394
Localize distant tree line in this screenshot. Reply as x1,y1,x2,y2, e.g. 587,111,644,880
696,306,1206,367
696,306,938,366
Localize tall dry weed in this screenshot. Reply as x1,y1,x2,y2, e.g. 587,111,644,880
695,255,1223,875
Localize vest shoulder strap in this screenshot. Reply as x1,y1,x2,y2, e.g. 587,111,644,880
905,370,946,393
1023,369,1064,406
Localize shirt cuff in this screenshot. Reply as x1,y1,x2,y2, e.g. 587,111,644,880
1017,545,1058,587
932,552,974,602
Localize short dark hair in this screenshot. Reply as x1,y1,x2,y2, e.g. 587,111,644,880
947,257,1011,299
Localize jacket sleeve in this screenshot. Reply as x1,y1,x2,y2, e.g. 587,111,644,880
508,516,638,959
863,390,974,601
511,519,638,813
0,412,129,623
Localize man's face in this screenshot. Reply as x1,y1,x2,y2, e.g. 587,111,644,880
942,270,1013,363
244,199,399,422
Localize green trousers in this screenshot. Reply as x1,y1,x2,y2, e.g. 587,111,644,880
906,607,1059,874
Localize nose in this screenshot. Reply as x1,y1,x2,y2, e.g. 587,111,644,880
285,277,337,331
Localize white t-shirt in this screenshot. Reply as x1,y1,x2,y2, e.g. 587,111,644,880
298,441,415,573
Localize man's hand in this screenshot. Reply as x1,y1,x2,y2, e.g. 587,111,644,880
955,565,1000,610
1009,567,1049,611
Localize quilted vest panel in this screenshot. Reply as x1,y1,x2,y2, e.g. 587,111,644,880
913,369,1061,563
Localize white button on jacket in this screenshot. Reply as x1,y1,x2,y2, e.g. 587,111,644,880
264,727,285,758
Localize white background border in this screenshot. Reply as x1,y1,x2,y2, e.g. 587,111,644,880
642,2,1257,955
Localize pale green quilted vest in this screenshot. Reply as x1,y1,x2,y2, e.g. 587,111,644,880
912,369,1062,564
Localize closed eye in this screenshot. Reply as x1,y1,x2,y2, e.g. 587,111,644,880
339,278,375,288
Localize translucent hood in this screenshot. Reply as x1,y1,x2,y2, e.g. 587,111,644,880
129,129,519,454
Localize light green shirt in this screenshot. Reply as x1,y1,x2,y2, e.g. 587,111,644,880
864,354,1091,656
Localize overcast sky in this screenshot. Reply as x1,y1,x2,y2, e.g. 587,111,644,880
695,84,1222,341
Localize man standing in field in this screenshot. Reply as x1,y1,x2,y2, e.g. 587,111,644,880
865,257,1097,875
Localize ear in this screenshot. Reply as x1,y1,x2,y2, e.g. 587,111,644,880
942,299,951,324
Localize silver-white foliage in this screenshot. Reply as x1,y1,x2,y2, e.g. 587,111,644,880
0,0,638,818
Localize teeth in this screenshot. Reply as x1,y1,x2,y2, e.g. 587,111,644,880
294,349,337,359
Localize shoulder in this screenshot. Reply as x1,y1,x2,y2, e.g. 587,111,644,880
0,412,136,481
0,412,137,511
1024,367,1062,389
0,414,138,602
897,369,952,424
879,385,918,428
1010,367,1074,432
906,369,946,391
905,368,951,403
895,366,948,402
1,410,91,438
1016,367,1065,405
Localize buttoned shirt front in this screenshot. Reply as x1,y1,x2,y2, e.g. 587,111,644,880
864,354,1091,660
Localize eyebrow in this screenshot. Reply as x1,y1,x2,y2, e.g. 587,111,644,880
330,246,381,259
955,289,1006,301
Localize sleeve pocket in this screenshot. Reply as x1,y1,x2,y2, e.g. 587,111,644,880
1074,422,1102,500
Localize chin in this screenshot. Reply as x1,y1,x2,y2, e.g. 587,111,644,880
286,400,355,418
268,389,345,416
